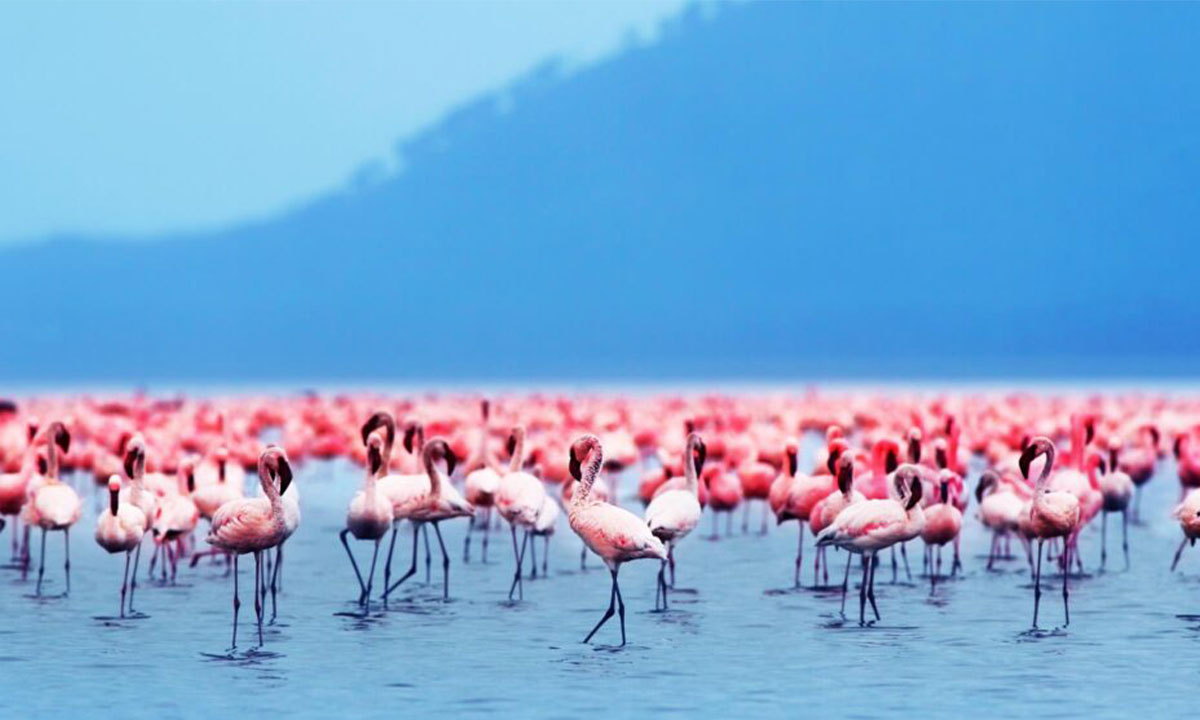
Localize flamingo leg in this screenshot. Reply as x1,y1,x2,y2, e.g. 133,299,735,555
36,527,46,596
794,526,804,588
726,511,732,536
482,508,491,564
857,553,870,626
1032,539,1044,629
839,551,853,617
741,503,749,534
463,516,474,564
422,524,432,585
339,529,369,603
383,523,420,600
952,535,962,575
1172,537,1188,572
63,528,71,596
542,535,549,575
760,501,769,535
362,539,381,616
668,544,676,588
710,511,719,540
987,531,997,570
867,553,880,622
508,529,528,601
1062,538,1071,627
120,549,132,618
1122,510,1130,570
148,540,159,580
655,559,667,611
614,568,627,645
890,546,897,583
382,522,400,606
231,553,240,649
1100,511,1108,571
254,551,264,646
269,542,283,622
823,548,829,586
900,542,912,582
584,568,619,644
530,532,539,579
432,522,450,601
813,544,821,586
129,539,142,611
580,544,588,571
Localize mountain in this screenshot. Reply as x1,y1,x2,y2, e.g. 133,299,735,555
4,2,1199,382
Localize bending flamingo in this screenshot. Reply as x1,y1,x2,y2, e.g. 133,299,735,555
340,432,393,613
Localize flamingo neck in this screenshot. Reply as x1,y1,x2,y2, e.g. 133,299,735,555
572,444,603,509
683,439,699,495
423,451,442,497
509,428,525,473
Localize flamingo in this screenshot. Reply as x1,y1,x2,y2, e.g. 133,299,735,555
775,443,836,587
23,422,80,596
644,432,705,610
529,492,560,577
976,469,1029,569
189,446,244,569
1171,488,1200,571
151,459,200,583
462,400,500,564
1097,439,1133,571
340,432,393,613
0,418,38,560
1020,436,1081,629
816,464,925,625
382,437,473,601
567,434,666,645
206,446,293,648
494,425,545,601
94,474,147,617
120,434,158,597
809,454,865,606
921,469,963,593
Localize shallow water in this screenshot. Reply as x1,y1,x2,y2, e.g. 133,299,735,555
2,437,1197,718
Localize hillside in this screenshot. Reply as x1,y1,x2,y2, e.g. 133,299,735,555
3,2,1198,381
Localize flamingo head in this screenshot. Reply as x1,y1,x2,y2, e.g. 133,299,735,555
826,438,851,475
784,439,799,477
905,427,923,464
261,446,293,495
686,432,707,476
873,438,901,475
1018,436,1056,481
892,464,923,510
425,438,457,480
26,417,40,443
366,434,384,476
976,469,1000,502
403,421,425,455
123,434,146,479
835,454,854,494
361,410,396,449
933,438,949,469
568,434,603,482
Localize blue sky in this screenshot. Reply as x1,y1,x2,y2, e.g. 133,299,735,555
0,0,684,244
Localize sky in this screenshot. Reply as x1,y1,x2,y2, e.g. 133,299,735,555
0,0,685,244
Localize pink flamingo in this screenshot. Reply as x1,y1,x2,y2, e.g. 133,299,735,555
776,444,836,587
816,464,925,625
151,459,200,583
644,432,705,610
0,418,38,559
340,432,393,613
119,434,158,596
976,469,1029,569
1020,436,1081,629
463,400,500,563
568,434,666,645
809,454,865,605
189,446,243,569
206,446,293,648
23,422,80,596
921,469,963,593
1097,439,1133,570
383,437,473,601
94,474,147,617
494,425,545,600
1171,488,1200,571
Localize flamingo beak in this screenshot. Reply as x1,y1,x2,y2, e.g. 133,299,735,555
55,426,71,454
277,457,293,495
1018,445,1037,480
569,446,582,481
694,440,707,475
444,446,458,477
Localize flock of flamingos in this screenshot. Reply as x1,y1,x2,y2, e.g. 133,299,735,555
1,391,1198,648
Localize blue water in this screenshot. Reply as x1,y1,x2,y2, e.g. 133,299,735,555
2,435,1197,718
